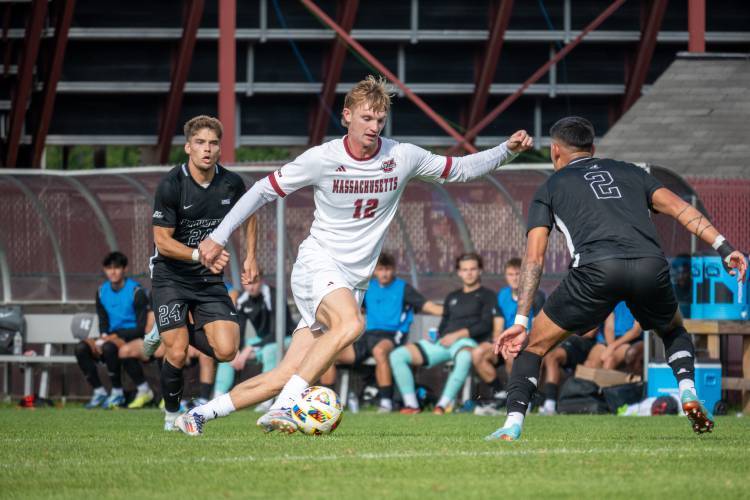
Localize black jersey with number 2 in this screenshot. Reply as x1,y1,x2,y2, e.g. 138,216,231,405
527,157,665,268
151,164,246,284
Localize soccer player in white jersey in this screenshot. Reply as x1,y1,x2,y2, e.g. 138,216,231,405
175,76,533,435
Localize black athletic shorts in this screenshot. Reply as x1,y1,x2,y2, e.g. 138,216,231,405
543,257,678,334
353,329,406,365
559,335,595,367
151,280,239,333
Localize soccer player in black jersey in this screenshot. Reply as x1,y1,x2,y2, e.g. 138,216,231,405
150,115,257,431
489,116,746,441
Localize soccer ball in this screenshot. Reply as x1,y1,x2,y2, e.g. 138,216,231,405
290,386,343,436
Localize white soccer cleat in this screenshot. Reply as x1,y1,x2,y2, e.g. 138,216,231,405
175,412,206,436
143,326,161,358
256,408,298,434
164,411,179,432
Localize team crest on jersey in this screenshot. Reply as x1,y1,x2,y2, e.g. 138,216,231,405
221,198,231,205
381,158,396,173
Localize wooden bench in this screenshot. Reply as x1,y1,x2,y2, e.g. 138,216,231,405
685,319,750,414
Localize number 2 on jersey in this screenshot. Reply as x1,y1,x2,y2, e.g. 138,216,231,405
584,171,622,199
353,199,378,219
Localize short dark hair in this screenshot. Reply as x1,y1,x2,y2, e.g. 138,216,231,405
377,253,396,268
102,251,128,268
549,116,595,151
505,257,522,270
455,252,483,270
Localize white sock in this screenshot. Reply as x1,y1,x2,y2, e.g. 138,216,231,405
402,393,419,409
110,387,124,397
194,393,236,421
437,396,453,409
379,398,393,410
270,374,309,410
504,411,525,429
543,399,556,413
137,382,150,394
165,410,179,421
678,379,696,395
93,387,107,396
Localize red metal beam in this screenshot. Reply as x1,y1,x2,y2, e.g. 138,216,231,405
466,0,514,132
448,0,628,155
31,0,76,167
5,0,47,167
688,0,705,52
300,0,477,153
157,0,204,165
621,0,668,116
308,0,359,146
218,0,236,163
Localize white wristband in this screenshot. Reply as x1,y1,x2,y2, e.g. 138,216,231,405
514,314,529,329
712,235,725,250
191,249,200,262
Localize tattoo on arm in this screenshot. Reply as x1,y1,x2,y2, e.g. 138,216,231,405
517,261,543,317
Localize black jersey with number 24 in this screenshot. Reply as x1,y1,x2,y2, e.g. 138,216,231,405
151,164,246,284
527,157,666,268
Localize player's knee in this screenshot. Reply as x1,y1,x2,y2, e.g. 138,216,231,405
213,344,237,362
372,344,391,363
75,341,92,358
100,341,118,359
336,316,366,346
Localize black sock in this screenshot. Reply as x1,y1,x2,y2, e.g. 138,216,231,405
490,377,503,394
122,358,146,386
659,325,695,384
187,323,216,358
75,341,102,389
161,360,184,413
506,351,543,415
100,341,122,388
378,385,394,400
543,382,559,402
200,382,213,400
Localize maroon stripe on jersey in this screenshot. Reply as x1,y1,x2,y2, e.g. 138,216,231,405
343,135,382,161
267,173,286,198
440,156,453,179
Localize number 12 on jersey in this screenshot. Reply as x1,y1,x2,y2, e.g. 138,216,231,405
353,199,378,218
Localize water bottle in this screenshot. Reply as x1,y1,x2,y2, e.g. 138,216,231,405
428,327,439,343
347,391,359,413
12,331,22,355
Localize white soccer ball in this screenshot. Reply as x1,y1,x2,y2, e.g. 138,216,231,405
290,386,343,436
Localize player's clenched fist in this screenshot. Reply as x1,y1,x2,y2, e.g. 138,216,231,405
507,130,533,154
199,237,225,269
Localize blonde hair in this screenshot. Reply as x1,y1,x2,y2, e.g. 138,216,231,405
341,75,394,127
184,115,223,141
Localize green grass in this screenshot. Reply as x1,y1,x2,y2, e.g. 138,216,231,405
1,408,748,499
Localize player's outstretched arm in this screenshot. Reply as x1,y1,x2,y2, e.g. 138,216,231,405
651,187,747,282
242,214,259,284
446,130,533,183
494,226,549,359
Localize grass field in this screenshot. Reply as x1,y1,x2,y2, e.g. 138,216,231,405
1,407,748,499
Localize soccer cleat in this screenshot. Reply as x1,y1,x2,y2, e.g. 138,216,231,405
433,406,446,415
127,389,154,409
102,393,125,409
681,389,715,434
256,408,298,434
484,423,522,442
377,404,393,414
142,326,161,358
399,407,421,415
164,412,179,432
85,391,108,409
175,411,206,436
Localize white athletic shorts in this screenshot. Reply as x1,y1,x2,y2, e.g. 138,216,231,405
291,238,365,333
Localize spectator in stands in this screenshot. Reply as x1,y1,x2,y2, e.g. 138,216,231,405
538,327,598,415
214,270,294,412
585,301,643,370
320,253,443,412
473,258,545,415
74,252,150,409
390,252,497,414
